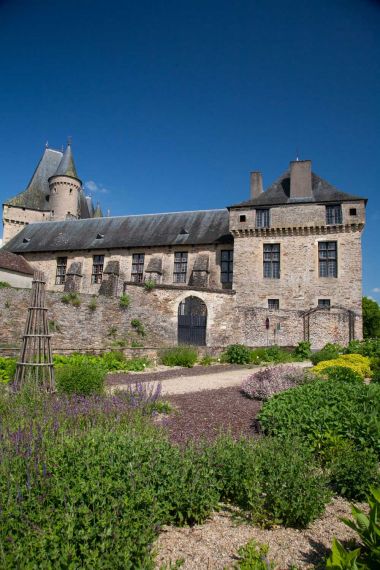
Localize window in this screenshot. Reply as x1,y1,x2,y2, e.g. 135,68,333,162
268,299,279,310
318,299,331,309
326,204,342,225
55,257,67,285
350,208,357,216
263,244,280,278
221,250,233,283
239,214,246,222
256,209,270,228
173,252,188,283
91,255,104,284
131,253,145,282
319,242,337,278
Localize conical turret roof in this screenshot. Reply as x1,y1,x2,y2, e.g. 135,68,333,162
93,202,103,218
54,143,78,178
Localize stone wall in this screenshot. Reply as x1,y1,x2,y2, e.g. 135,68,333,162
2,205,48,244
0,283,361,353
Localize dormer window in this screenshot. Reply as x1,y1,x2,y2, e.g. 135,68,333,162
239,214,246,222
326,204,342,225
256,209,270,228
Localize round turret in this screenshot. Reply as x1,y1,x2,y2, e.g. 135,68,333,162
48,143,82,220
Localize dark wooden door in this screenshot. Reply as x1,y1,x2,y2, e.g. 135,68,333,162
178,297,207,346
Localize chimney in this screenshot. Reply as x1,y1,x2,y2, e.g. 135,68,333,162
250,171,263,199
290,160,312,198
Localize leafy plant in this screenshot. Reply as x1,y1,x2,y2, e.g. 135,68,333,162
144,278,156,291
160,346,198,368
363,297,380,338
55,361,106,395
88,295,97,311
241,364,305,400
48,319,61,333
310,343,344,365
0,356,16,383
199,354,215,366
0,281,11,288
131,318,146,337
61,292,81,306
233,540,275,569
312,354,371,380
318,366,363,383
326,487,380,569
119,293,131,309
292,340,312,360
258,379,380,458
223,344,251,364
107,325,118,338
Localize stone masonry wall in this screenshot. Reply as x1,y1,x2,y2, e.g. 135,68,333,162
2,205,47,244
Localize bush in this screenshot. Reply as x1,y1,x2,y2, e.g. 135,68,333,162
0,281,11,288
310,343,343,365
371,357,380,383
144,278,156,291
88,296,97,311
362,296,380,338
119,293,131,309
61,292,81,306
326,443,379,500
199,354,215,366
241,364,305,400
223,344,251,364
233,540,275,569
249,346,294,364
258,379,380,458
205,435,331,528
56,361,106,395
292,340,312,360
160,346,198,368
317,365,363,383
131,319,146,337
312,354,371,380
0,357,16,383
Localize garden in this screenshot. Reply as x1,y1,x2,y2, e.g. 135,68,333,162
0,338,380,569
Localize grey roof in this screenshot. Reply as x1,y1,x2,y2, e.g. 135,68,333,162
0,249,34,275
4,148,63,210
3,209,232,253
230,171,366,208
53,144,78,178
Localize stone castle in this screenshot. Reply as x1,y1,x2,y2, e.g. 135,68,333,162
1,144,366,349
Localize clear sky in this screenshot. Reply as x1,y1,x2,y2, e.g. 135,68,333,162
0,0,379,298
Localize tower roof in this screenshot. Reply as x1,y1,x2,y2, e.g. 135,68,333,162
4,148,63,210
93,202,103,218
54,143,78,178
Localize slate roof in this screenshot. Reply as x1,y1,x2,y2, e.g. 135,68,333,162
230,171,366,208
0,249,34,275
3,209,232,254
54,144,78,178
4,148,63,211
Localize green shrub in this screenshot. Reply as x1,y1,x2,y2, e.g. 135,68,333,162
318,365,363,383
124,357,150,371
249,346,294,364
223,344,251,364
327,443,379,500
61,292,81,306
292,340,312,360
205,435,330,528
233,540,275,569
88,296,97,311
131,318,146,337
160,346,197,368
0,281,11,288
312,354,371,380
119,293,131,309
310,343,343,365
56,361,106,395
144,278,156,291
258,379,380,458
199,354,215,366
0,357,16,383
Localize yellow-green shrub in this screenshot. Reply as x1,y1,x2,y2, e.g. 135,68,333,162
312,354,371,380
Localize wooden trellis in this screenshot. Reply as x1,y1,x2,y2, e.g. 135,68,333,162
13,270,55,392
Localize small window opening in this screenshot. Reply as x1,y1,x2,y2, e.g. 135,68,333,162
318,299,331,309
349,208,357,216
268,299,279,310
96,233,104,239
239,214,246,222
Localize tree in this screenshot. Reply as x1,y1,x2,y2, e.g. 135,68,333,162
362,296,380,338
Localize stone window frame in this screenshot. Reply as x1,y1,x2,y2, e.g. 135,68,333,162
220,250,233,284
318,241,338,278
268,298,279,310
55,256,67,285
256,208,270,228
131,253,145,283
91,254,105,284
326,204,342,225
263,243,280,279
173,251,188,283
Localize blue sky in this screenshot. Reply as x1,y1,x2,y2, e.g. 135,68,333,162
0,0,379,298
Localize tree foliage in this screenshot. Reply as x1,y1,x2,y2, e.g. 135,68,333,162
363,297,380,338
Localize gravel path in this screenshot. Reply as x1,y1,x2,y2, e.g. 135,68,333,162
109,362,311,395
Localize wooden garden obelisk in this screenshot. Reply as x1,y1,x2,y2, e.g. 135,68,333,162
13,270,55,392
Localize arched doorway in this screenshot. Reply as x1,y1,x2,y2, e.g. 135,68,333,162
178,296,207,346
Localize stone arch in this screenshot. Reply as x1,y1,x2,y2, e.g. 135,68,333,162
178,296,207,346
